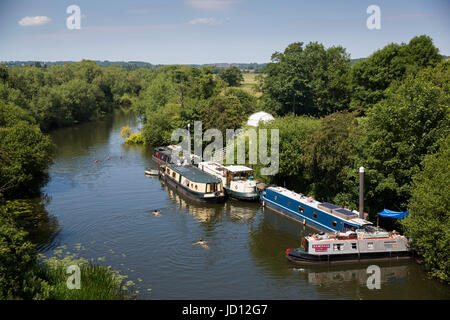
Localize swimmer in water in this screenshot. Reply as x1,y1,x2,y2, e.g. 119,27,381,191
152,210,161,216
193,238,210,250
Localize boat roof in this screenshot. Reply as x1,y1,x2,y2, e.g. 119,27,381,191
225,165,253,173
168,165,221,183
266,186,372,227
199,161,253,173
154,147,172,155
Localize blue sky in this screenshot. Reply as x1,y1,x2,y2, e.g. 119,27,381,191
0,0,449,64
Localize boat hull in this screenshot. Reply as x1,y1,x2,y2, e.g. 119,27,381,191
226,188,259,202
263,198,334,233
161,174,226,204
286,249,411,265
261,189,366,233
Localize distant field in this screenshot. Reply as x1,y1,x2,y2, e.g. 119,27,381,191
240,73,262,97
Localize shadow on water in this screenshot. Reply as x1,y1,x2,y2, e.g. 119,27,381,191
6,197,60,251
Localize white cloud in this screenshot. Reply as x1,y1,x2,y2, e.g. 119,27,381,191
185,0,237,11
188,17,220,25
18,16,51,27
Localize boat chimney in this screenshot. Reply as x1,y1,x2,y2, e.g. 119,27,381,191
359,166,364,219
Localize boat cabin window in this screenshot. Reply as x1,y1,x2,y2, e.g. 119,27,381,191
351,243,357,250
333,243,344,251
207,183,217,193
332,220,337,228
312,211,318,219
172,172,176,178
384,241,396,249
231,171,250,181
367,242,374,250
298,205,304,213
274,195,277,200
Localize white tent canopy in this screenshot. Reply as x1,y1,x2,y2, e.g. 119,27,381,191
247,111,274,127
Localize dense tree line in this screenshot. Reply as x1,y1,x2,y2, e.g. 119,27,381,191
0,60,148,197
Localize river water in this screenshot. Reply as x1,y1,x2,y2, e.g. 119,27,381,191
40,110,449,299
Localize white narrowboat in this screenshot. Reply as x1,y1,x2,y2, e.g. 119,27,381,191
198,162,258,201
286,226,411,264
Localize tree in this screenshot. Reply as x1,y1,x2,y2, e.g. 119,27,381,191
142,103,183,146
402,135,450,282
218,66,244,87
0,101,55,196
262,42,351,116
349,61,449,215
256,115,320,191
202,95,247,134
350,35,442,111
302,111,359,202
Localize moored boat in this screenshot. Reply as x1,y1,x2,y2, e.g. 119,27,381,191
198,161,258,201
260,186,373,232
160,164,226,203
145,168,160,176
152,145,187,167
286,226,411,264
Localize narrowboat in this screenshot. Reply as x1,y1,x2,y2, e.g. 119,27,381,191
198,162,259,201
160,164,226,203
260,186,373,232
286,226,410,264
152,145,187,167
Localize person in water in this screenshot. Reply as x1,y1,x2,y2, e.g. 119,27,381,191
193,238,209,250
152,210,161,216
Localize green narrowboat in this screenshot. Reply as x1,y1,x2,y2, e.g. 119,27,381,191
160,165,226,203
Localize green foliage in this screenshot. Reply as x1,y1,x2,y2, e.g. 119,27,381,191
351,62,449,215
142,103,183,146
120,126,132,138
0,204,38,299
202,95,247,134
402,135,450,283
34,257,126,300
350,35,442,111
218,66,244,87
302,111,359,202
255,115,320,191
125,132,144,145
0,101,55,197
3,60,142,131
262,41,351,116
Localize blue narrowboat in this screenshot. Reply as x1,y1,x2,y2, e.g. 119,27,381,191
260,186,373,233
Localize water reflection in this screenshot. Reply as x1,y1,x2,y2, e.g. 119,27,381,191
7,197,60,251
162,179,225,223
289,262,409,287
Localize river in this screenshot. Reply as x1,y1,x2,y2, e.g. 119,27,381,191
40,109,449,299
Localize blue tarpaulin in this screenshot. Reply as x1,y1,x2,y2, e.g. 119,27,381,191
377,209,409,219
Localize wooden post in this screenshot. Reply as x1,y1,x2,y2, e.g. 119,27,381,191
359,167,364,219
